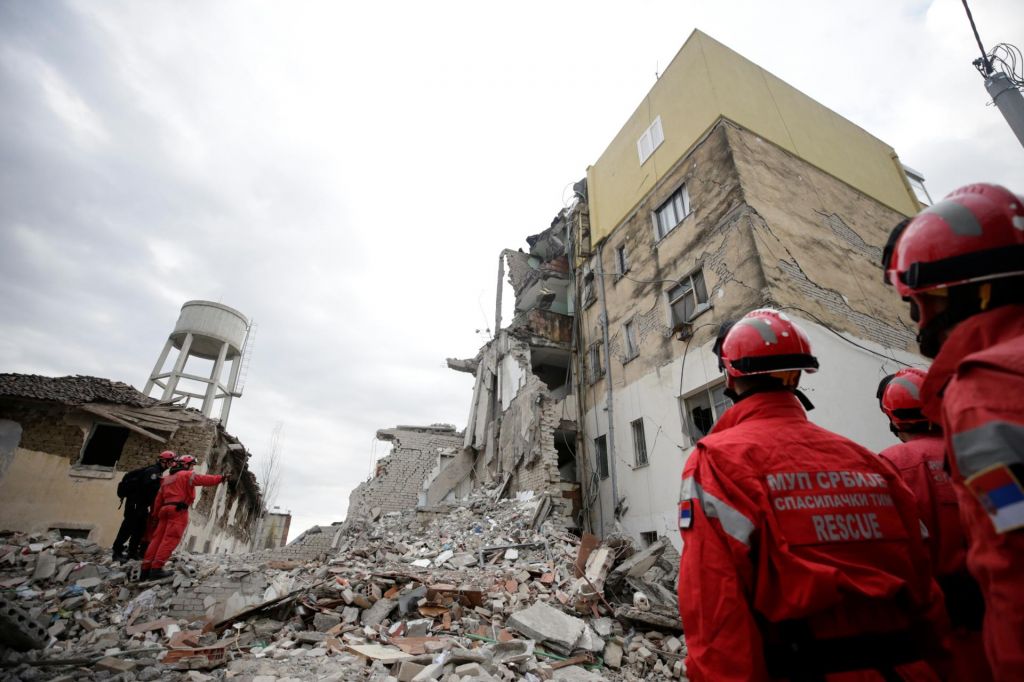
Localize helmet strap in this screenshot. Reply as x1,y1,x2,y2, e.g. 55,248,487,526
724,381,815,411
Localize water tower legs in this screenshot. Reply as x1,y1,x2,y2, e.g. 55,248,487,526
202,342,229,418
221,355,242,424
162,332,194,401
144,338,174,396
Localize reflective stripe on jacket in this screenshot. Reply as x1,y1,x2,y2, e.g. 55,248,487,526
920,304,1024,680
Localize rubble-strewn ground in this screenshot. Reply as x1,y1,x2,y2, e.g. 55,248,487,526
1,486,687,681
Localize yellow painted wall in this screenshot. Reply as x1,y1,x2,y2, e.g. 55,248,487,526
0,448,126,546
587,30,919,243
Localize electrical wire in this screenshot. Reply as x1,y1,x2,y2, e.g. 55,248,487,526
777,305,915,367
989,43,1024,88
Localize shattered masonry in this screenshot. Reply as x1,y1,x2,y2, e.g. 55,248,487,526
0,480,686,681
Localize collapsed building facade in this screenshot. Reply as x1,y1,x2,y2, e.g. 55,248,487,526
0,374,262,554
446,224,581,528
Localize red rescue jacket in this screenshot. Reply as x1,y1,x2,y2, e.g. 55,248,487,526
678,391,944,682
879,436,965,577
920,304,1024,680
152,468,224,511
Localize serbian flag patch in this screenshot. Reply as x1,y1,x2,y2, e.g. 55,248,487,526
966,464,1024,533
679,500,694,530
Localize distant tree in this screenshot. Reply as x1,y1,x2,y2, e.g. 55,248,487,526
257,422,284,510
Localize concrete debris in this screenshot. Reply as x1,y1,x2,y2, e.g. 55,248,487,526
0,483,686,681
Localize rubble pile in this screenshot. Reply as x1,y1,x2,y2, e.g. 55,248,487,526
1,487,686,681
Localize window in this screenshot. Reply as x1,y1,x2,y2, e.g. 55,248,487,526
623,320,638,360
903,165,932,206
631,418,648,467
683,382,732,441
79,424,130,467
615,245,630,276
637,116,665,164
203,540,211,554
50,527,90,539
667,270,709,328
187,536,197,552
595,436,609,480
640,531,659,546
654,184,690,240
582,266,595,307
587,343,604,383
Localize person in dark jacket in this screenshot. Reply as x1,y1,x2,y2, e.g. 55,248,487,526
112,450,175,562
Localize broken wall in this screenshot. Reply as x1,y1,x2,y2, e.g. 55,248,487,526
576,120,927,543
345,425,465,519
727,125,917,351
0,382,260,552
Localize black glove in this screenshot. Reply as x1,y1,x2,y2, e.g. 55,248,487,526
175,502,188,511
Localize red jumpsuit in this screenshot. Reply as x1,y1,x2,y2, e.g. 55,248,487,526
142,468,224,570
678,391,946,682
920,304,1024,681
880,436,989,681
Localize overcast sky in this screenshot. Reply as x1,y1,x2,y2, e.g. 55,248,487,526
2,0,1022,539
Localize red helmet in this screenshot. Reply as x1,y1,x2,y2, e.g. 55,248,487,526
716,309,819,381
158,451,176,462
876,367,934,433
883,183,1024,329
176,454,197,467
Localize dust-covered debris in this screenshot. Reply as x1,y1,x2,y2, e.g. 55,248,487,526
0,484,686,681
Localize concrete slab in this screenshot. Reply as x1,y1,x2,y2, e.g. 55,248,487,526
506,602,585,655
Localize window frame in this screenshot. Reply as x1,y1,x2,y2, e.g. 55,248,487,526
582,264,596,308
681,380,732,443
615,244,630,277
652,184,691,242
666,268,710,329
587,342,604,384
595,435,609,480
623,318,639,361
637,116,665,165
631,417,648,468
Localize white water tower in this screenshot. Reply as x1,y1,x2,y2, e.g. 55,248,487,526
144,301,251,426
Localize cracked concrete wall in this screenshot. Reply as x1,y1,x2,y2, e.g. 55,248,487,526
577,119,927,542
728,125,916,350
581,122,767,391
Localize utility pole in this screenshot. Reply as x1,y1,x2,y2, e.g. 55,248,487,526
961,0,1024,149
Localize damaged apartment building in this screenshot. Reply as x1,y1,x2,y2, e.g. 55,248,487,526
0,374,262,554
573,30,930,545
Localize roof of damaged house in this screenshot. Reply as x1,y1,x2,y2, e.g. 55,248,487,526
0,373,155,407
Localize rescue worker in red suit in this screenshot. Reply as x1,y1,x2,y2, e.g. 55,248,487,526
141,454,225,580
678,308,947,682
883,182,1024,679
877,368,990,681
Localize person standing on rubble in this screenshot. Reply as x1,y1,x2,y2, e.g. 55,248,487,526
677,308,947,681
882,182,1024,679
876,368,989,681
112,450,176,563
140,454,225,580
